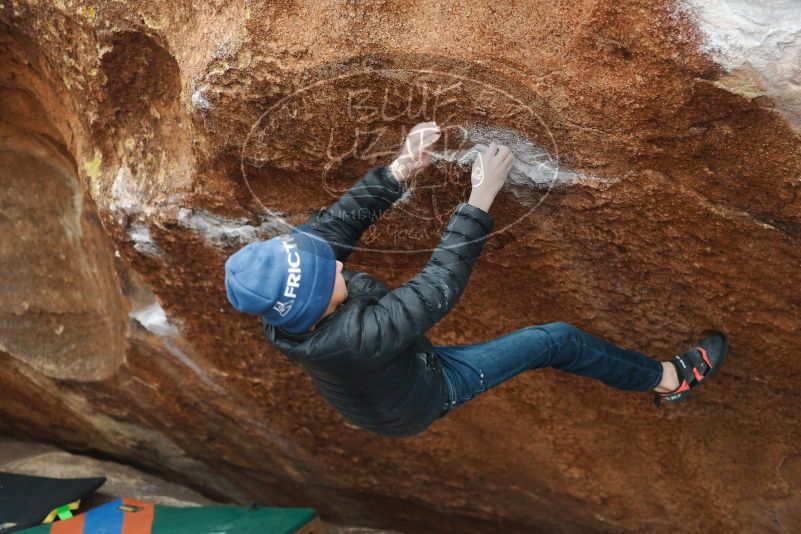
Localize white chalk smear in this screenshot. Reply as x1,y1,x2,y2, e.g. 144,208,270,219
191,85,210,110
110,165,142,215
110,165,161,256
128,222,159,257
680,0,801,131
131,302,178,337
398,187,413,205
432,124,595,199
130,302,224,394
177,208,290,246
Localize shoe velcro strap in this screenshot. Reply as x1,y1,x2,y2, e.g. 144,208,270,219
685,348,710,378
676,349,710,385
673,354,700,386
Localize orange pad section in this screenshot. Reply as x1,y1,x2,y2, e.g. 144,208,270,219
120,499,155,534
51,514,85,534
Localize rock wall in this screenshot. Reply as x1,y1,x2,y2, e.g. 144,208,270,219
0,438,213,507
1,1,799,532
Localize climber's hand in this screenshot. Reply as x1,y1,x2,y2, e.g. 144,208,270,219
468,143,514,213
389,121,441,182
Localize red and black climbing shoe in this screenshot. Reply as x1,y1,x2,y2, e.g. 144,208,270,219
654,331,727,407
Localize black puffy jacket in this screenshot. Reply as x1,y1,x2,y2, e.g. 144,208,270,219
263,166,493,437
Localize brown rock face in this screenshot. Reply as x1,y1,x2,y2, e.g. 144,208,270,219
1,2,800,533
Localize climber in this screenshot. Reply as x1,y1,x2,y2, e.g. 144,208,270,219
224,121,728,437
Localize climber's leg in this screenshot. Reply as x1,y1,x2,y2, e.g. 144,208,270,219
435,322,663,413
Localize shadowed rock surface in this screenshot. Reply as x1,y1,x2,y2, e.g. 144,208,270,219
0,438,400,533
0,438,212,507
0,1,799,533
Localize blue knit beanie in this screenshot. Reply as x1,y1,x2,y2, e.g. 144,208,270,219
224,230,336,334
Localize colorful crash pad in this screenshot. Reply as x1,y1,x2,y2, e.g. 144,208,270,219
0,472,105,533
19,498,321,534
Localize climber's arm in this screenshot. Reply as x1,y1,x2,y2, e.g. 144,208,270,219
353,142,512,358
354,202,493,358
296,165,408,263
297,121,440,263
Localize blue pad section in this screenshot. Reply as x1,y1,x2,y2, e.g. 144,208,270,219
83,499,123,534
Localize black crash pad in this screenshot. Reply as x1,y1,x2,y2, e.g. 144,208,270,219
0,472,105,533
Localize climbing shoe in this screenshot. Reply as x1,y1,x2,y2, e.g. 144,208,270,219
654,331,727,407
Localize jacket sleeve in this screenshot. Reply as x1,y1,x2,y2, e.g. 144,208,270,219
296,165,407,263
354,202,494,357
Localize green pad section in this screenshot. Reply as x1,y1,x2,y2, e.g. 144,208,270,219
17,505,318,534
14,523,48,533
151,506,317,534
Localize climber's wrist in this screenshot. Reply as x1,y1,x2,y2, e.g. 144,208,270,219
468,190,495,213
389,158,404,183
389,157,420,183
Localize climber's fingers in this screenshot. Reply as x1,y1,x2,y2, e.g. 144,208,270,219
421,128,440,147
496,145,512,160
411,120,437,132
499,149,515,169
394,122,441,174
405,122,440,160
410,121,440,140
422,131,441,150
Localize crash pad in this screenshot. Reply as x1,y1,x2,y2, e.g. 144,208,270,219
18,498,321,534
0,472,105,533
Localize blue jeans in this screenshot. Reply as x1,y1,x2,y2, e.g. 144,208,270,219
435,322,663,414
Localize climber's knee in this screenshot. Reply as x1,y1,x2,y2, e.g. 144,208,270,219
534,322,585,369
519,322,582,352
514,323,582,370
539,321,581,342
